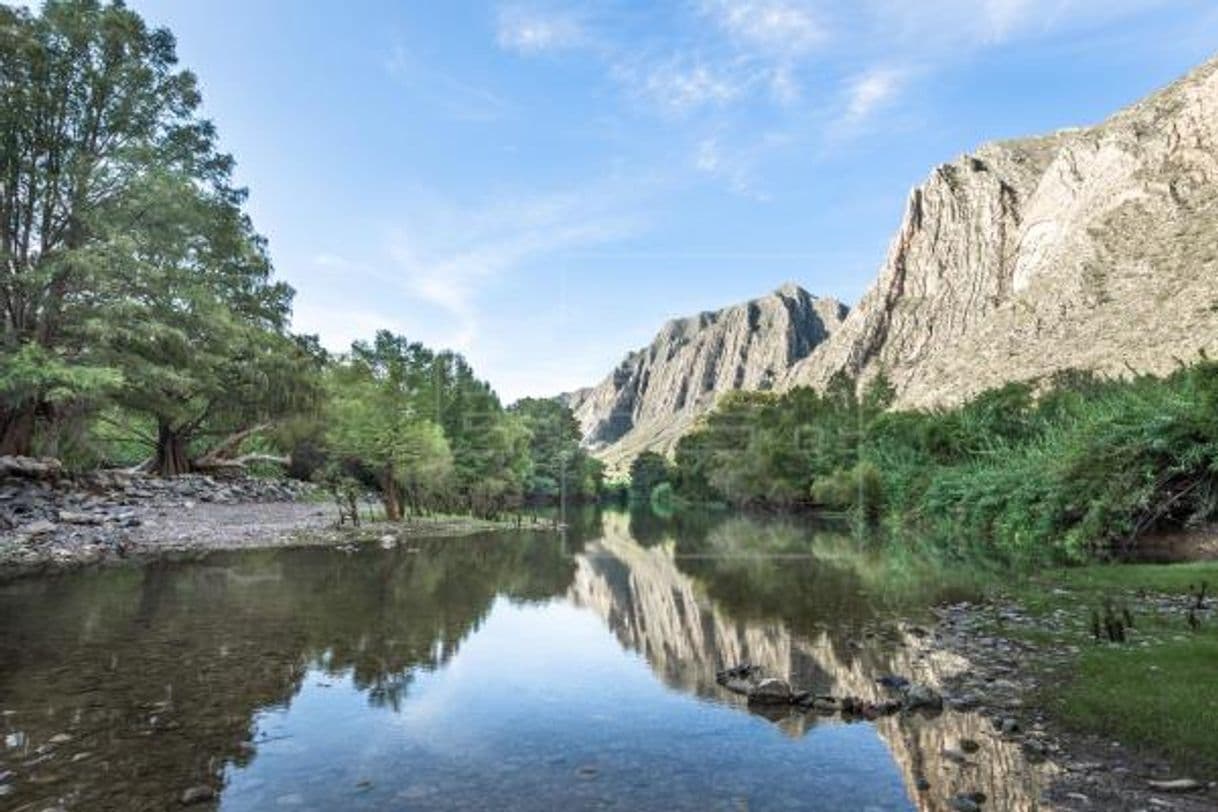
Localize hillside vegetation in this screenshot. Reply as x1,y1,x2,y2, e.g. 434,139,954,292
664,363,1218,562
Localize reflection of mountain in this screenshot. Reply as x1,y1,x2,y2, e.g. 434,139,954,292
0,532,574,811
568,513,1052,812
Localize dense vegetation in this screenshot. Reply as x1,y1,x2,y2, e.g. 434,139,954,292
0,1,601,518
671,364,1218,562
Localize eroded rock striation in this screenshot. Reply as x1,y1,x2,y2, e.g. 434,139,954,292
562,284,847,470
569,54,1218,463
784,53,1218,405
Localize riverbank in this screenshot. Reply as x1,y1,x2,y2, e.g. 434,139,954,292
0,471,530,581
926,564,1218,811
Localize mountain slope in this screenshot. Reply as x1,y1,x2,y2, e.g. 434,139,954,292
562,284,847,471
784,53,1218,405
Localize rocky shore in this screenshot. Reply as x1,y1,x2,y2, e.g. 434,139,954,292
715,590,1217,812
0,462,520,580
930,597,1217,812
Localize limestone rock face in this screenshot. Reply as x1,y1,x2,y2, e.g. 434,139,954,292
562,284,847,470
784,53,1218,406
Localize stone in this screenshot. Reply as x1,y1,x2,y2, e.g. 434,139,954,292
1000,718,1020,735
902,683,943,711
1147,779,1203,792
58,511,101,525
746,677,793,705
19,519,57,536
810,697,840,714
180,786,215,805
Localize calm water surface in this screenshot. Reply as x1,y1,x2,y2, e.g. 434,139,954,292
0,511,1048,810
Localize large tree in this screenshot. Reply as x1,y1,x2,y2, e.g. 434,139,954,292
1,0,307,468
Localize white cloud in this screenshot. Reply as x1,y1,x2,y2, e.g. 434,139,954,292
704,1,826,56
867,0,1172,50
842,66,907,125
630,58,744,115
385,187,647,351
496,7,584,54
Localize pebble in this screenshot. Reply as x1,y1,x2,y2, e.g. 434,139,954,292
1146,779,1202,792
180,785,215,805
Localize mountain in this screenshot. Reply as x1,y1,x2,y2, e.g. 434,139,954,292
569,53,1218,466
562,284,848,470
784,52,1218,405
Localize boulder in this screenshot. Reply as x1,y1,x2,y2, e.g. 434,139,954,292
746,678,793,705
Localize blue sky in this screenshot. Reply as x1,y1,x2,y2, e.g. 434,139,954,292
123,0,1218,402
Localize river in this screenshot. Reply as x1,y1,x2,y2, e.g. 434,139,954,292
0,509,1050,810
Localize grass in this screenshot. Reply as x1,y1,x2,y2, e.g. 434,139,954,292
1049,635,1218,774
1002,561,1218,775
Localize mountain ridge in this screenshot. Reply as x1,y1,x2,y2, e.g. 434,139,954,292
561,284,848,471
566,52,1218,467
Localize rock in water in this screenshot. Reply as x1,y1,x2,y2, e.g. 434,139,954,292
902,684,943,711
180,785,215,805
746,677,793,705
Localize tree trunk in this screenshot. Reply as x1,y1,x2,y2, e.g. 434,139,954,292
380,467,402,521
155,422,190,477
0,404,35,457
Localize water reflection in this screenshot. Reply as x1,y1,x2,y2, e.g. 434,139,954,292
0,510,1050,811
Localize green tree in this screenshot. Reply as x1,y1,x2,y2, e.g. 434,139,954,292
0,0,313,471
629,450,671,504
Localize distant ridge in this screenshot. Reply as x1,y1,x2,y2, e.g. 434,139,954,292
560,285,847,471
567,52,1218,466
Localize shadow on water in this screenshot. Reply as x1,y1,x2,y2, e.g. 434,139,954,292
0,508,1048,811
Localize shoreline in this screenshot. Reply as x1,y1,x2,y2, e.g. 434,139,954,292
926,590,1217,810
0,473,535,582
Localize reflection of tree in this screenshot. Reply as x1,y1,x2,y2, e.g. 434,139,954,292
0,531,575,811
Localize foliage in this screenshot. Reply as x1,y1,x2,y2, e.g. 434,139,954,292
0,0,320,471
629,450,671,504
672,363,1218,562
509,397,604,502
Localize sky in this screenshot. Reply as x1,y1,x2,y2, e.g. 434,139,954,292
119,0,1218,402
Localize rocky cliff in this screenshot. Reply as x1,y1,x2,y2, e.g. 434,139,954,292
785,53,1218,405
562,284,847,470
570,53,1218,464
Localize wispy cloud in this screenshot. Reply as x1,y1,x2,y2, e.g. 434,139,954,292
703,0,827,56
385,43,511,122
867,0,1174,50
842,66,907,125
630,57,745,115
496,6,585,54
385,186,649,350
692,134,789,200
